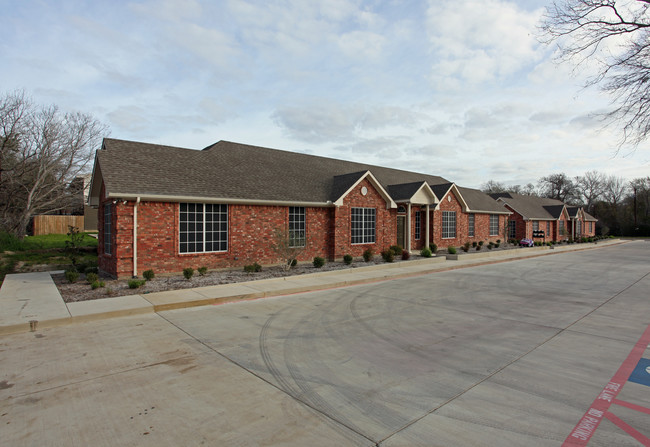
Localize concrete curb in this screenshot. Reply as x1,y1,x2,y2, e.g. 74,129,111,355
0,239,627,335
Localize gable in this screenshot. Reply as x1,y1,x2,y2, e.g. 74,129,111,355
333,171,396,208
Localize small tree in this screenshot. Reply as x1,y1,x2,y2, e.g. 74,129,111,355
271,227,307,271
64,225,84,267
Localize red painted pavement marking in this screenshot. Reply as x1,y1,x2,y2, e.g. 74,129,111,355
604,411,650,446
563,324,650,446
613,399,650,416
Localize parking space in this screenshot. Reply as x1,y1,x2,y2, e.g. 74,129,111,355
1,242,648,446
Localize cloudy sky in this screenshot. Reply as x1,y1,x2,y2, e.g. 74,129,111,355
2,0,648,188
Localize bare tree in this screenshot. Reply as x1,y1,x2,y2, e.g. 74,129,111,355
540,0,650,147
603,175,629,207
538,172,580,203
270,227,307,271
0,91,108,237
575,170,606,213
480,180,508,194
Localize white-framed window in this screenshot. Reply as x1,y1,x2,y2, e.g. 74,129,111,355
547,221,550,234
179,203,228,254
508,220,516,239
489,215,499,236
442,211,456,239
289,206,306,247
577,219,582,236
559,220,565,235
533,221,539,231
103,203,112,255
589,221,593,232
415,211,421,240
351,207,375,244
468,213,475,237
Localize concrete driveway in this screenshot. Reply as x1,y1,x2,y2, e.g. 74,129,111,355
1,241,649,446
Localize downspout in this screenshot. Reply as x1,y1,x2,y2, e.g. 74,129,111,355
133,197,140,278
407,203,412,252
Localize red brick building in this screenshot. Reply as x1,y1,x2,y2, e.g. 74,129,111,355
491,192,598,243
89,139,509,278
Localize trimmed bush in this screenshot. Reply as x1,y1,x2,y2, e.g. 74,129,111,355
476,244,482,251
472,241,478,248
478,241,484,246
488,242,494,250
389,245,403,254
447,246,457,255
462,242,470,252
363,248,374,262
91,280,105,290
128,279,146,289
85,272,99,284
401,249,410,260
313,256,325,268
183,267,194,280
143,269,155,281
429,243,438,253
85,266,99,274
289,259,298,268
496,239,501,244
343,254,353,265
244,263,262,273
381,249,395,262
495,243,500,248
420,247,432,258
65,270,79,283
197,266,208,276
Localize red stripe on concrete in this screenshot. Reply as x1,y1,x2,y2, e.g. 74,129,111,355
604,411,650,446
613,399,650,416
563,324,650,446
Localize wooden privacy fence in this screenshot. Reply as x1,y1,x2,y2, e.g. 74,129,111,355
33,215,85,236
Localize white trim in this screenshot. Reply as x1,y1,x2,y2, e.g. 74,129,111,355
109,192,332,208
333,171,397,209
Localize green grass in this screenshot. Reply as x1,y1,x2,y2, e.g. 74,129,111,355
0,231,98,285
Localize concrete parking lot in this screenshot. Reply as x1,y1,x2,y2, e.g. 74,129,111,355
1,241,649,446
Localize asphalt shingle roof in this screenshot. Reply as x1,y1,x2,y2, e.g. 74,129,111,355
491,192,567,220
95,138,506,213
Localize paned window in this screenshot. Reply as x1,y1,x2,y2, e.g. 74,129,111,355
179,203,228,254
415,211,421,240
103,203,112,255
351,207,375,244
559,220,565,235
489,214,499,236
576,219,582,236
508,220,516,239
533,221,539,231
589,221,593,232
442,211,456,239
547,221,550,234
289,206,306,247
468,213,475,237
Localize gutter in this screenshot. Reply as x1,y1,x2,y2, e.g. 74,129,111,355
133,197,140,278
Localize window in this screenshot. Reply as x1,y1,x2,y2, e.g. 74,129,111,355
508,220,516,239
179,203,228,253
559,220,565,235
576,219,582,236
547,221,550,234
589,221,593,232
489,215,499,236
289,206,306,247
468,213,475,237
415,211,421,240
351,207,375,244
103,203,112,255
442,211,456,239
533,221,539,231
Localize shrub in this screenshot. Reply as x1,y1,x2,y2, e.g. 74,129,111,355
85,266,98,274
420,247,432,258
476,244,482,251
91,280,105,290
183,267,195,280
429,243,438,253
462,242,470,252
487,243,494,250
85,272,99,284
363,248,374,262
389,245,403,254
478,241,484,246
313,256,325,268
65,270,79,283
143,269,155,281
197,266,208,276
381,249,395,262
447,246,457,254
128,279,146,289
244,263,262,273
495,243,500,248
343,254,353,265
401,249,410,260
496,239,501,244
472,241,478,248
289,259,298,268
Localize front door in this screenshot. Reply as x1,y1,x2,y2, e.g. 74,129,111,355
396,216,406,248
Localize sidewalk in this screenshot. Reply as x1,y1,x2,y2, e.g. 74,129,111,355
0,239,626,335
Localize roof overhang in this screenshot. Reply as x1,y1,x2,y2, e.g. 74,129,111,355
434,183,469,211
333,170,397,209
105,192,335,208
